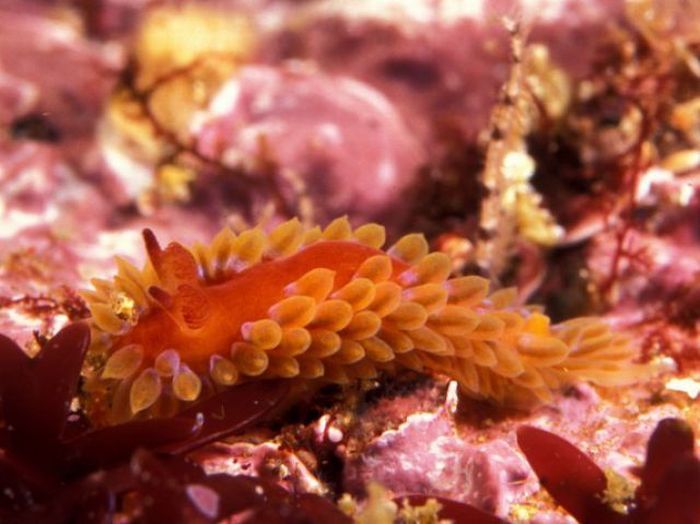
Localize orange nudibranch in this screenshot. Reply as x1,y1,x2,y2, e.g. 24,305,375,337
82,217,647,423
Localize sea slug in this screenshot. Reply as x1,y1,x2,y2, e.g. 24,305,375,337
81,217,647,423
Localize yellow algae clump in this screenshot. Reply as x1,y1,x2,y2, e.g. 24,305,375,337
102,5,255,209
134,5,255,91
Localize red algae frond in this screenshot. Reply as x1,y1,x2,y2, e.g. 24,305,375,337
81,217,650,424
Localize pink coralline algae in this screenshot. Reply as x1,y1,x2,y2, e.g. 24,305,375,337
266,0,625,145
343,410,533,516
0,141,107,238
194,65,425,228
0,4,119,144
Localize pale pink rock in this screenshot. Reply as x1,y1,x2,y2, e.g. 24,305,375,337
342,411,535,516
265,0,626,146
0,140,106,239
0,4,120,141
195,64,425,228
341,380,687,517
0,72,37,127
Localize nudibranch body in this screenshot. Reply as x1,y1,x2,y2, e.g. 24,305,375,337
82,217,646,423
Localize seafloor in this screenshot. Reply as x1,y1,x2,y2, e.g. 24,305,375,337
0,1,698,523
